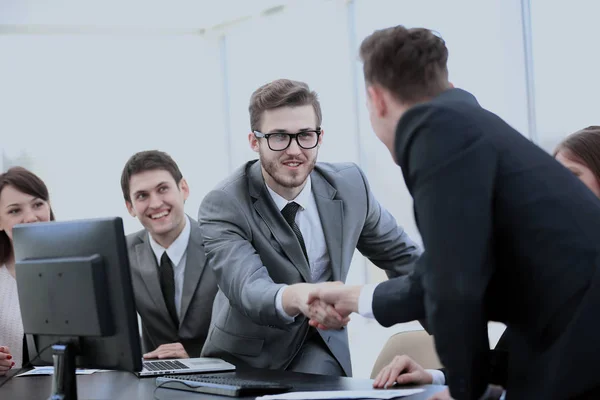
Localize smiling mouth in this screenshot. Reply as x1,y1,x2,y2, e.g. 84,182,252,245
150,210,170,220
282,161,302,168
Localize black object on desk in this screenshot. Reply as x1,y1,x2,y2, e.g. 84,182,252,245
156,374,292,396
12,217,143,400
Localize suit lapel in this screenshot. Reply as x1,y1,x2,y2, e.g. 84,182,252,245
134,236,175,329
179,218,206,323
311,171,344,281
249,161,312,283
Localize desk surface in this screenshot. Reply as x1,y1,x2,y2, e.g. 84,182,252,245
1,368,445,400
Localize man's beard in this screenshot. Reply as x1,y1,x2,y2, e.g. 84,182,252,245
261,154,317,189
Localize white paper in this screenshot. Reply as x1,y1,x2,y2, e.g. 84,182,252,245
257,389,425,400
16,366,103,377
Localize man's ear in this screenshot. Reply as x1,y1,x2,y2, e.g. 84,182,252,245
367,85,388,118
248,132,260,153
179,178,190,202
317,128,324,147
126,201,137,218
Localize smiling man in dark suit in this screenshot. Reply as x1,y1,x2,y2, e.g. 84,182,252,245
309,25,600,400
122,150,217,359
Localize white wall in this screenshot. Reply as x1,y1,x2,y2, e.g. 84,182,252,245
0,34,227,234
530,0,600,152
2,0,597,378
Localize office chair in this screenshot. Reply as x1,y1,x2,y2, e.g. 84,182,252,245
370,330,443,378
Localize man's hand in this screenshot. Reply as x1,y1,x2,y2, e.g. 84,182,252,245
307,284,361,329
373,355,433,388
0,346,15,376
143,342,189,360
428,388,453,400
306,298,350,329
282,282,349,329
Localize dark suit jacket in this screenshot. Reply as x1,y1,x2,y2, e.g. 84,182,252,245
127,216,218,357
374,89,600,399
440,330,509,387
198,161,421,376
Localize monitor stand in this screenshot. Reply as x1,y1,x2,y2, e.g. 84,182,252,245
49,342,78,400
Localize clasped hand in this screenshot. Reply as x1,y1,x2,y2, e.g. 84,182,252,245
303,282,361,330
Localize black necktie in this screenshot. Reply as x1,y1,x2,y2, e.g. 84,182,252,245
159,252,179,327
281,202,309,263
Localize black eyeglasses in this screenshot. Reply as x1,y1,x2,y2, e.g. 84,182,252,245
253,128,321,151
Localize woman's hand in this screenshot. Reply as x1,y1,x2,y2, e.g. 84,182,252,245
0,346,15,376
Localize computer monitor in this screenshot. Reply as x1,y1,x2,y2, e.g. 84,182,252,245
12,217,142,400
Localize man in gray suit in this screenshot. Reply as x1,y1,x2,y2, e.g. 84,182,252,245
198,79,421,376
121,150,218,359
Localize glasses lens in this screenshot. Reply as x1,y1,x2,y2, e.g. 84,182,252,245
297,131,318,149
268,133,291,151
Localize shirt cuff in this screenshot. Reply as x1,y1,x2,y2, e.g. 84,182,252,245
358,283,378,319
275,285,297,323
478,385,505,400
426,369,446,385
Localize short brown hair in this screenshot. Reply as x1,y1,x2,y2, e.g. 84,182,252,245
360,25,450,103
554,126,600,185
0,167,55,265
120,150,183,202
249,79,322,132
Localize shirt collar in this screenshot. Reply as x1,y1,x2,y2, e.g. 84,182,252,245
266,176,312,212
148,215,191,266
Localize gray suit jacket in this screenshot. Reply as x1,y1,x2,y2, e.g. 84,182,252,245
198,161,421,376
127,216,218,357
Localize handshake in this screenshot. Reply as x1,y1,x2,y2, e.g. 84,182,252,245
283,281,363,330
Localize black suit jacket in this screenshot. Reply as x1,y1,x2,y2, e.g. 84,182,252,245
440,330,509,387
374,89,600,399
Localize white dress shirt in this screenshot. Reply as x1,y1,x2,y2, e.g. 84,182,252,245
266,177,332,322
148,216,191,319
358,283,445,385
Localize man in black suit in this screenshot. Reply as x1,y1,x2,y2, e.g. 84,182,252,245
309,25,600,399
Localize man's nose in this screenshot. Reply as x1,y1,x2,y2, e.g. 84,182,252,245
285,137,302,155
149,193,163,209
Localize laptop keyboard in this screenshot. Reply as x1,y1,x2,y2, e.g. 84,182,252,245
143,360,188,371
157,374,292,397
165,374,287,387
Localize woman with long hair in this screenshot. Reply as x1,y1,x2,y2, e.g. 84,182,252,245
0,167,55,375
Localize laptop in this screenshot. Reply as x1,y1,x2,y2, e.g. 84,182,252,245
138,357,236,377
